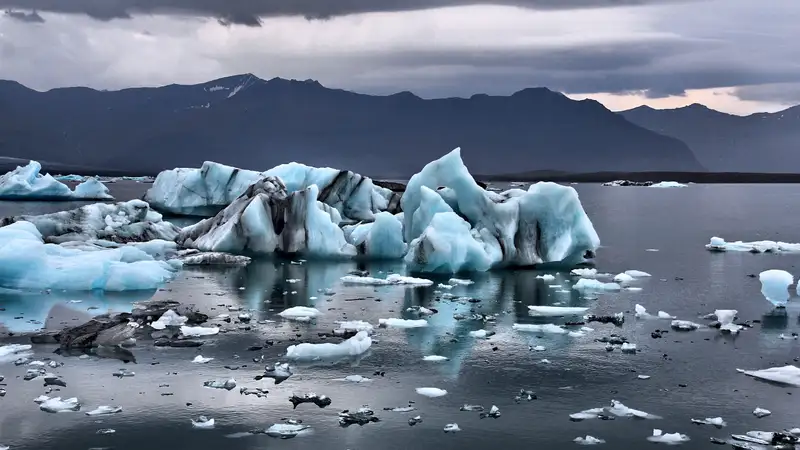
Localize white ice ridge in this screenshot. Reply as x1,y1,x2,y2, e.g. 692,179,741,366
0,221,180,291
144,160,400,221
0,161,113,200
706,236,800,253
285,330,372,360
759,269,793,307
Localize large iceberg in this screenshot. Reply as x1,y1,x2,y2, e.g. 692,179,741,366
0,200,180,244
0,221,180,291
144,161,400,221
0,161,113,200
177,178,356,257
403,149,599,272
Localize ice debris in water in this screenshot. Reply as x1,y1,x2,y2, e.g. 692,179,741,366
479,405,501,419
570,400,661,421
444,423,461,433
759,269,793,307
460,404,485,411
289,393,332,409
180,326,220,337
112,369,135,378
706,236,800,253
635,304,674,319
536,274,556,281
573,279,621,292
449,278,474,285
423,355,449,362
192,355,214,364
621,343,637,354
737,365,800,387
265,422,311,439
571,268,598,278
638,375,651,380
340,274,433,286
278,307,322,320
691,417,726,428
191,416,216,429
39,397,81,413
752,407,772,418
285,331,372,360
527,305,588,317
0,344,33,363
613,273,634,284
204,378,237,390
532,345,546,351
255,363,292,384
150,310,188,330
515,389,537,402
378,318,428,328
469,329,494,338
86,406,123,416
408,416,423,426
671,320,702,331
647,429,690,444
625,270,651,277
574,436,606,445
338,407,380,426
416,387,447,398
334,320,375,335
341,375,371,383
512,323,567,334
714,309,742,334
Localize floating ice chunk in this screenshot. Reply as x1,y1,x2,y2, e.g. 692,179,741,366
378,318,428,328
191,416,216,429
279,307,322,320
0,344,33,363
714,309,742,333
691,417,725,427
635,304,650,318
638,375,651,380
480,405,501,419
613,273,634,284
150,310,188,330
759,270,793,307
650,181,687,188
625,270,651,277
192,356,214,364
423,355,449,362
341,375,371,383
657,311,675,319
85,406,122,416
536,274,556,281
671,320,702,331
573,279,621,292
574,436,606,445
706,236,800,253
39,397,81,413
265,423,311,438
443,423,461,433
753,408,772,418
570,400,661,421
527,305,588,317
469,329,493,338
780,333,799,340
737,365,800,386
621,343,637,354
0,161,113,200
449,278,474,285
416,387,447,398
334,320,375,335
647,429,689,444
571,268,597,278
340,274,433,286
460,404,485,411
179,252,251,266
286,331,372,360
512,323,567,334
181,326,219,337
203,379,236,390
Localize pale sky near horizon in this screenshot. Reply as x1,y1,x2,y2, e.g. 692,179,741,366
1,0,798,115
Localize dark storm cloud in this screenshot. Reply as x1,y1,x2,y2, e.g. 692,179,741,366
0,0,693,24
3,9,44,22
734,83,800,106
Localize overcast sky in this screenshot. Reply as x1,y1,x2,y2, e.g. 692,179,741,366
1,0,798,115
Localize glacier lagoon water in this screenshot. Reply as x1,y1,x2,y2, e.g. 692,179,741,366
1,181,799,449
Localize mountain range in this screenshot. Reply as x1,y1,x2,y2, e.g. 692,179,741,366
0,74,706,177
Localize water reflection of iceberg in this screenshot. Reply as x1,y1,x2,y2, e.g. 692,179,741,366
0,289,155,333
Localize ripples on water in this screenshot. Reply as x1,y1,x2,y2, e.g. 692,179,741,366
1,182,799,449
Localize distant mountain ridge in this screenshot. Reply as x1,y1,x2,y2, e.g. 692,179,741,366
0,74,704,177
620,103,800,173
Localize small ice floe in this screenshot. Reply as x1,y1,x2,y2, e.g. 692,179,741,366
737,365,800,387
255,363,292,384
540,359,551,364
479,405,501,419
437,283,454,289
96,429,116,434
240,387,269,398
613,273,634,284
338,407,380,427
334,320,375,335
532,345,546,351
706,236,800,253
39,397,81,413
671,320,702,331
408,416,423,426
647,429,689,444
568,330,586,338
443,423,461,433
0,344,33,363
626,287,643,292
460,404,485,411
759,270,793,307
512,323,567,334
238,312,251,322
515,389,537,402
573,279,621,292
714,309,743,334
691,417,726,428
469,329,495,338
340,274,433,286
423,355,449,362
569,400,661,421
150,310,188,330
527,306,588,317
625,270,651,278
378,318,428,328
278,307,322,321
113,368,135,378
180,326,219,337
286,279,300,284
192,355,214,364
621,343,637,354
289,393,332,409
536,274,556,282
285,331,372,360
191,416,215,429
407,306,436,316
386,406,416,412
416,387,447,398
265,422,311,439
340,375,372,383
449,278,474,286
203,378,236,390
637,375,651,380
780,333,799,340
752,407,772,418
574,436,605,445
571,268,598,278
86,406,122,416
635,305,675,320
658,311,675,319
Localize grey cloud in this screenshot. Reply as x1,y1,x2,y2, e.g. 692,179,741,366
3,9,44,22
0,0,694,25
734,83,800,106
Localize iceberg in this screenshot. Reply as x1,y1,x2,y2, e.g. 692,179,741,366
0,221,180,291
706,236,800,253
759,269,793,307
1,199,180,244
343,212,407,258
0,161,113,201
403,149,598,272
177,178,356,258
145,160,400,221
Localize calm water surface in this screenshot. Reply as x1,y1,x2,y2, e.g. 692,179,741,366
1,181,799,450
